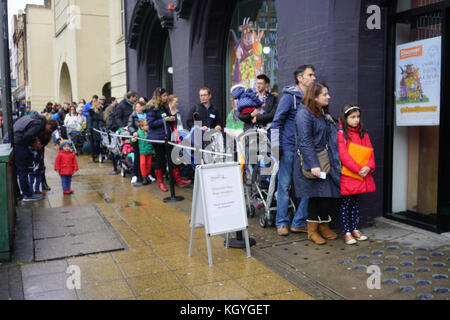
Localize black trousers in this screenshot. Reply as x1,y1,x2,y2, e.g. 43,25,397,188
132,141,142,180
152,144,167,171
307,197,339,223
89,135,100,161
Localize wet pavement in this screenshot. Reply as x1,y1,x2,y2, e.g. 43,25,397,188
0,144,449,300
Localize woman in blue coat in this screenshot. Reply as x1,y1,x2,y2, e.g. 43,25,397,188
293,83,341,245
146,88,173,192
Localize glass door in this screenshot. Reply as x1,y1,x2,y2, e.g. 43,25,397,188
387,0,450,232
392,12,441,222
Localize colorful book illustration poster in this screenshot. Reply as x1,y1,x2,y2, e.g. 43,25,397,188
395,36,441,126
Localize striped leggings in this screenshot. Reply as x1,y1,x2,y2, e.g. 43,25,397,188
339,195,360,234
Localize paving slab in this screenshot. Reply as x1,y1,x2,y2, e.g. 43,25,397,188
35,232,126,262
34,216,111,239
253,218,450,300
32,205,127,262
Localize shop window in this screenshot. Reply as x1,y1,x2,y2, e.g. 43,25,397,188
225,0,278,116
162,37,173,94
392,12,442,216
397,0,446,12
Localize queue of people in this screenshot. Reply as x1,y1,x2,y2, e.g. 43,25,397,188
270,66,376,246
4,68,375,247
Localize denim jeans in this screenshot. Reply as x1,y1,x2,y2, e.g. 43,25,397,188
61,175,72,191
275,150,309,228
29,174,42,193
14,144,33,197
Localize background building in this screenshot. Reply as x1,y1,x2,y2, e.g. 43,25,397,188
11,10,27,109
25,3,54,109
124,0,450,233
9,0,128,110
52,0,127,104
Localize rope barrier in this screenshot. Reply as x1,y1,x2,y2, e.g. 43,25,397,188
91,127,233,157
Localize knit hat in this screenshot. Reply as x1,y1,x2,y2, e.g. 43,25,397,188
231,84,262,114
59,139,72,150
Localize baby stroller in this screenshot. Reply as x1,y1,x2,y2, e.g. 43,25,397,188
65,124,85,155
118,129,134,177
97,127,113,163
237,129,296,228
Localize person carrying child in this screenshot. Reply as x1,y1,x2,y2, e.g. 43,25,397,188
54,140,79,195
28,138,43,195
132,119,155,185
231,84,263,129
337,104,376,245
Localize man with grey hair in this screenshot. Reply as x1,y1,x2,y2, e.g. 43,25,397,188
114,91,138,129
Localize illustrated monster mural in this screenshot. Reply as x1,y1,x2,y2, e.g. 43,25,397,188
230,17,265,88
398,64,428,103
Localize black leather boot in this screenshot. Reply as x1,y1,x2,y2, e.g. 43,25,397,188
42,175,51,191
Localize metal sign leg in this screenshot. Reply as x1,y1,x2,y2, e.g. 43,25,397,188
206,234,213,267
244,229,251,258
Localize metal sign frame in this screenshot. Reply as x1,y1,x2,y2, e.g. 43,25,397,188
188,162,251,266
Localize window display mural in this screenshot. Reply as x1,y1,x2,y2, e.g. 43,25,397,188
395,36,441,126
227,0,278,94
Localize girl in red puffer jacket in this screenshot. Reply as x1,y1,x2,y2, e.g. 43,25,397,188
338,105,376,245
55,140,79,195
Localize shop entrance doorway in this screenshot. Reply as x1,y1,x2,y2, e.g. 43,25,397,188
386,0,450,232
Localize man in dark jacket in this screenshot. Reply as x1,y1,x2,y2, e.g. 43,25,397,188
42,102,54,114
57,102,71,139
57,102,70,125
4,113,56,201
186,88,222,131
238,74,278,131
271,65,316,236
114,91,138,129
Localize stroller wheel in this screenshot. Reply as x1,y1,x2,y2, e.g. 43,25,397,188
259,214,268,228
267,213,275,227
248,205,256,218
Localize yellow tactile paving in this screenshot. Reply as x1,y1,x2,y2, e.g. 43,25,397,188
30,146,315,300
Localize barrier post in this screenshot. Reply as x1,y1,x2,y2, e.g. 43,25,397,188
224,131,256,249
162,114,183,203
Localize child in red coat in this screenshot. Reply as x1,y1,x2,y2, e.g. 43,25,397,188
55,140,79,195
338,105,376,245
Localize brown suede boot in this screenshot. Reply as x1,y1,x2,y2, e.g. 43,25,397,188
307,222,326,245
319,223,338,240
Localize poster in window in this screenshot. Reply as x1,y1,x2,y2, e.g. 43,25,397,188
395,36,441,126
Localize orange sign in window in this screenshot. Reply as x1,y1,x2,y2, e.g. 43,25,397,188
400,45,423,59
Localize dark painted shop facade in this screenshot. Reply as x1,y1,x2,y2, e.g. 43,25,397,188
124,0,450,233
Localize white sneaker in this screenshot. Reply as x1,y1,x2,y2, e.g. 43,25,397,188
131,176,138,184
344,232,357,245
148,174,156,182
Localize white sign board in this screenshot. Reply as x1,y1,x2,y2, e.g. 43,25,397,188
395,36,441,126
189,162,251,266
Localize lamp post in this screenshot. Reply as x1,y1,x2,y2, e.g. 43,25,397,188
0,0,13,145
